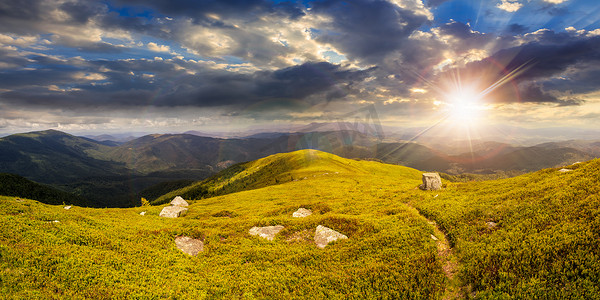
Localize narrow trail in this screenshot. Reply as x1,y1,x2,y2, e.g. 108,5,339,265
406,203,463,299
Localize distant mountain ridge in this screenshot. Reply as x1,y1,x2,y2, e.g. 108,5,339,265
0,129,597,207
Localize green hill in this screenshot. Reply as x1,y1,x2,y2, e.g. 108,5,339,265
151,149,389,205
0,173,88,206
0,130,126,183
2,150,599,298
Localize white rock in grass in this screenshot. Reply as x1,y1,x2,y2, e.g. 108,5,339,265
292,208,312,218
64,206,71,210
486,221,498,229
430,234,438,241
159,206,188,218
249,225,285,241
420,173,442,191
170,196,189,207
314,225,347,249
139,211,146,216
558,168,573,173
175,236,204,256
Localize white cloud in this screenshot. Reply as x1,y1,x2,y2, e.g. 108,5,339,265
543,0,569,4
147,42,172,53
497,0,523,12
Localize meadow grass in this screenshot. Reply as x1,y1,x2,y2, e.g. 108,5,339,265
2,150,599,299
407,159,600,298
1,150,445,299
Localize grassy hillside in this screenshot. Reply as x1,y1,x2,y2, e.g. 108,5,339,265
0,130,126,184
2,150,598,298
0,150,445,298
151,149,381,205
0,173,89,206
407,159,600,298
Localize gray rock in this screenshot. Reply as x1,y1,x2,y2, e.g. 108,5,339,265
314,225,347,249
558,168,573,173
15,198,24,202
292,208,312,218
171,196,189,207
249,225,285,241
486,221,498,229
159,206,188,218
64,206,72,210
420,173,442,191
175,236,204,256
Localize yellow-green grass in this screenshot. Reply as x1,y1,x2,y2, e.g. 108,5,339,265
407,159,600,298
0,150,446,299
3,150,599,299
152,149,398,205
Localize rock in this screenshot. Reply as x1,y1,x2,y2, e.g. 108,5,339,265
558,168,573,173
486,221,498,229
292,208,312,218
64,206,71,210
159,206,188,218
170,196,189,207
249,225,285,241
139,211,146,216
48,220,60,223
175,236,204,256
15,198,24,202
420,173,442,191
314,225,347,249
430,234,438,241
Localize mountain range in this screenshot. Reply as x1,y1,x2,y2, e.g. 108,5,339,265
0,129,597,207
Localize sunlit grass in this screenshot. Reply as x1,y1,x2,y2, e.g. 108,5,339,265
2,151,599,298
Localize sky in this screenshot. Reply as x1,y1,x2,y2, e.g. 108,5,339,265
0,0,599,137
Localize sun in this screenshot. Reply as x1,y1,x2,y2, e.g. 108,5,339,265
446,89,484,124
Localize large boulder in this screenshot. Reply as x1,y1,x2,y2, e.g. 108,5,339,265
420,173,442,191
171,196,189,207
292,208,312,218
249,225,285,241
159,206,188,218
175,236,204,256
314,225,347,249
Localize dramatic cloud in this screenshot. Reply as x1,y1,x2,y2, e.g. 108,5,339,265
0,0,598,134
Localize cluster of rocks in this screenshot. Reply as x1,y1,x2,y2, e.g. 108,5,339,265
248,208,348,249
159,196,189,218
167,204,347,256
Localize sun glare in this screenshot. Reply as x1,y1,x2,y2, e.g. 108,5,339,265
446,89,484,124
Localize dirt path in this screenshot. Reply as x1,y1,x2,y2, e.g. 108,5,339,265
428,219,461,299
406,204,463,299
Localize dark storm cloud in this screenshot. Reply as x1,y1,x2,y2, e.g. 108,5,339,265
443,30,600,106
310,0,430,62
0,57,372,109
113,0,305,21
492,34,600,81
